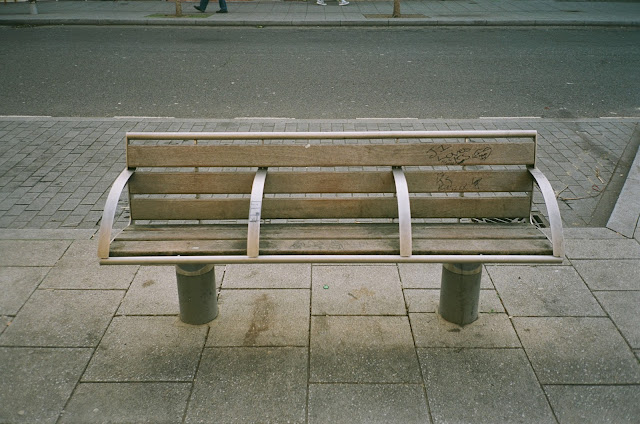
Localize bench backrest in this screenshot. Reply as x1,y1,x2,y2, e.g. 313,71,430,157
124,131,537,223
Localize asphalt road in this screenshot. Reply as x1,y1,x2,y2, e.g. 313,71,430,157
1,26,639,119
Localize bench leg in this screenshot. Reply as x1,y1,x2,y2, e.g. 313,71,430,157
175,264,218,325
439,263,482,326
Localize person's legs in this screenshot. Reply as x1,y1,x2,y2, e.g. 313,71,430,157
218,0,228,12
194,0,209,12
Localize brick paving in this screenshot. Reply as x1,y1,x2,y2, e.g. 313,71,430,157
1,117,637,230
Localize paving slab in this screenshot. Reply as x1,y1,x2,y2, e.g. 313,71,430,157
418,348,555,424
83,316,208,382
222,263,310,288
398,263,492,289
559,227,626,240
0,229,95,240
513,317,640,384
310,315,421,383
207,289,310,347
487,265,604,316
0,266,48,315
0,347,92,424
594,291,640,348
117,265,178,315
0,239,71,266
308,384,430,424
186,347,307,424
59,382,192,424
0,289,123,347
410,313,520,348
572,259,640,291
404,288,504,314
118,265,224,315
40,240,138,290
0,315,9,336
312,265,405,315
544,385,640,424
565,238,640,260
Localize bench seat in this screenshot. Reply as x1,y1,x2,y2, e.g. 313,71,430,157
99,130,564,265
108,223,553,263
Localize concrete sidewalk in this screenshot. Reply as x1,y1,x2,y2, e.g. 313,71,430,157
1,229,639,423
1,0,640,27
0,116,639,422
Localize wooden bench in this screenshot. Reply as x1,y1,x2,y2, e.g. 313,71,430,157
98,130,564,325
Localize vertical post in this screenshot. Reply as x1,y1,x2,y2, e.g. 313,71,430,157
175,264,218,325
29,0,38,15
438,263,482,326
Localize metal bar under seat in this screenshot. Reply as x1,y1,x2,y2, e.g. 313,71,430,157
247,167,268,258
101,254,564,266
392,167,412,257
125,130,538,141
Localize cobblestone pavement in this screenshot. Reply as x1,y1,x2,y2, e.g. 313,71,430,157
1,117,638,230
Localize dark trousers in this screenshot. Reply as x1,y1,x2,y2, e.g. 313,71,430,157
199,0,227,12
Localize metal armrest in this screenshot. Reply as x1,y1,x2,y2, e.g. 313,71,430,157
97,168,134,259
528,167,564,258
247,168,268,258
392,167,412,257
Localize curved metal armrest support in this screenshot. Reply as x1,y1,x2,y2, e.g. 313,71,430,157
528,167,565,258
392,166,412,257
247,168,268,258
97,168,134,259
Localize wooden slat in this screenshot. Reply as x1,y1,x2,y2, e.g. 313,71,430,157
126,143,535,168
409,197,531,219
130,198,249,221
129,172,254,194
117,223,547,241
407,170,532,193
128,170,533,194
129,196,532,220
110,237,552,257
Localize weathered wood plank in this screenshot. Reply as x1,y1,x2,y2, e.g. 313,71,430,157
110,237,552,257
129,170,533,194
409,197,531,219
130,198,250,221
127,143,535,168
129,196,532,220
117,223,546,241
129,172,254,194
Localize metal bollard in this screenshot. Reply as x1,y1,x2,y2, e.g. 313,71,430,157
175,264,218,325
29,0,38,15
438,263,482,326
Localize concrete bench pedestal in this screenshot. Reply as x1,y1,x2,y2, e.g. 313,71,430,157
175,264,218,325
439,263,482,326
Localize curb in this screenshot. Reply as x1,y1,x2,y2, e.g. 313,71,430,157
607,127,640,239
1,17,639,27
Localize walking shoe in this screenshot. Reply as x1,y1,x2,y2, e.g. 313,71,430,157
194,5,205,12
317,0,327,5
338,0,349,5
216,9,228,13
